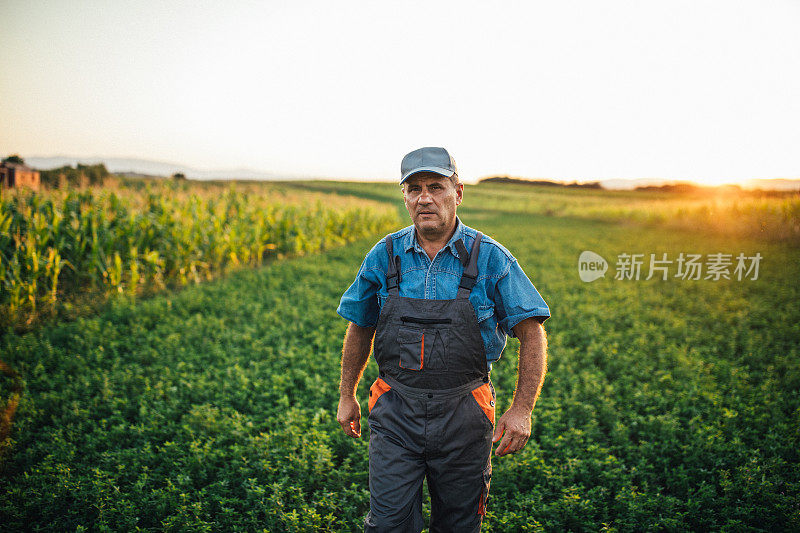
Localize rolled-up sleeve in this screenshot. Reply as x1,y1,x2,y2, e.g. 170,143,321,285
337,256,381,328
495,259,550,336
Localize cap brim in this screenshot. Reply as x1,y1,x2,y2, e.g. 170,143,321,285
400,166,456,183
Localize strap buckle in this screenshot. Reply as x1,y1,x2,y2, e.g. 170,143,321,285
459,272,477,291
387,255,401,291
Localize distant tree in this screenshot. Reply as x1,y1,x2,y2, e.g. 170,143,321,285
39,163,110,189
77,163,110,186
40,165,76,188
479,176,603,189
39,168,60,189
171,172,187,180
2,154,25,165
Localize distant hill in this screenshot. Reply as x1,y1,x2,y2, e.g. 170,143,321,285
481,175,800,191
21,156,800,190
634,182,710,193
24,156,298,181
603,177,800,191
741,178,800,191
479,176,603,189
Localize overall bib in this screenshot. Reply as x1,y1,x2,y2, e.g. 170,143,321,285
365,233,495,533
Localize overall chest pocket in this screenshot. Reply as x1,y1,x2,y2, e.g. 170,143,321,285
397,317,451,371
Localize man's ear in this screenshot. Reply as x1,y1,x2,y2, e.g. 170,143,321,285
455,183,464,205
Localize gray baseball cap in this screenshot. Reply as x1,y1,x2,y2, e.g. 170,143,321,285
400,147,458,184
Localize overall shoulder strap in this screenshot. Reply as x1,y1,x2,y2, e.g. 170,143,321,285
384,235,400,296
453,239,470,267
457,232,483,299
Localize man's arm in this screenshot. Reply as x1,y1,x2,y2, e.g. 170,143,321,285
493,317,548,456
336,321,376,438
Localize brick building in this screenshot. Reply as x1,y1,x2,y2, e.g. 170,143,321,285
0,161,40,191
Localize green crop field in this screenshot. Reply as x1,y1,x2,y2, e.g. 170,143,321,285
1,181,798,531
0,177,398,331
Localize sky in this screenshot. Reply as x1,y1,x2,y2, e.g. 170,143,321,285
1,1,799,185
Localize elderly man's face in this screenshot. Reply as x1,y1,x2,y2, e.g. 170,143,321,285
402,173,463,238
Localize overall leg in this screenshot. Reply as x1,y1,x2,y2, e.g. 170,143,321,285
426,387,494,533
365,391,427,533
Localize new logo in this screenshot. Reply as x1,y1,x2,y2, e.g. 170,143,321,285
579,251,608,282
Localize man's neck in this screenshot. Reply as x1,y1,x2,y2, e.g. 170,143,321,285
415,222,458,261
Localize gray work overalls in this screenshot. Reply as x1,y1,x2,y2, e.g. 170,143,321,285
365,232,495,532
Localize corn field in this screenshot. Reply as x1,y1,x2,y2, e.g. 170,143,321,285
0,178,398,329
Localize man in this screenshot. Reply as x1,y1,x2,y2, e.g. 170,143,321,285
336,147,550,532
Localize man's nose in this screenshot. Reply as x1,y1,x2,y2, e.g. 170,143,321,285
418,188,433,203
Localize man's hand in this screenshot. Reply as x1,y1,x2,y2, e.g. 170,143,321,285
492,406,531,456
492,405,531,457
337,395,362,438
336,322,374,438
492,317,547,457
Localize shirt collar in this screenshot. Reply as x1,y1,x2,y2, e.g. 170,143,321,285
404,217,467,261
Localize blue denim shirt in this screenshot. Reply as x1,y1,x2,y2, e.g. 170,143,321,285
337,217,550,367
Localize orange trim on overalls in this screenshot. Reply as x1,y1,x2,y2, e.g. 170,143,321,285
368,377,392,413
471,383,495,426
420,332,424,369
